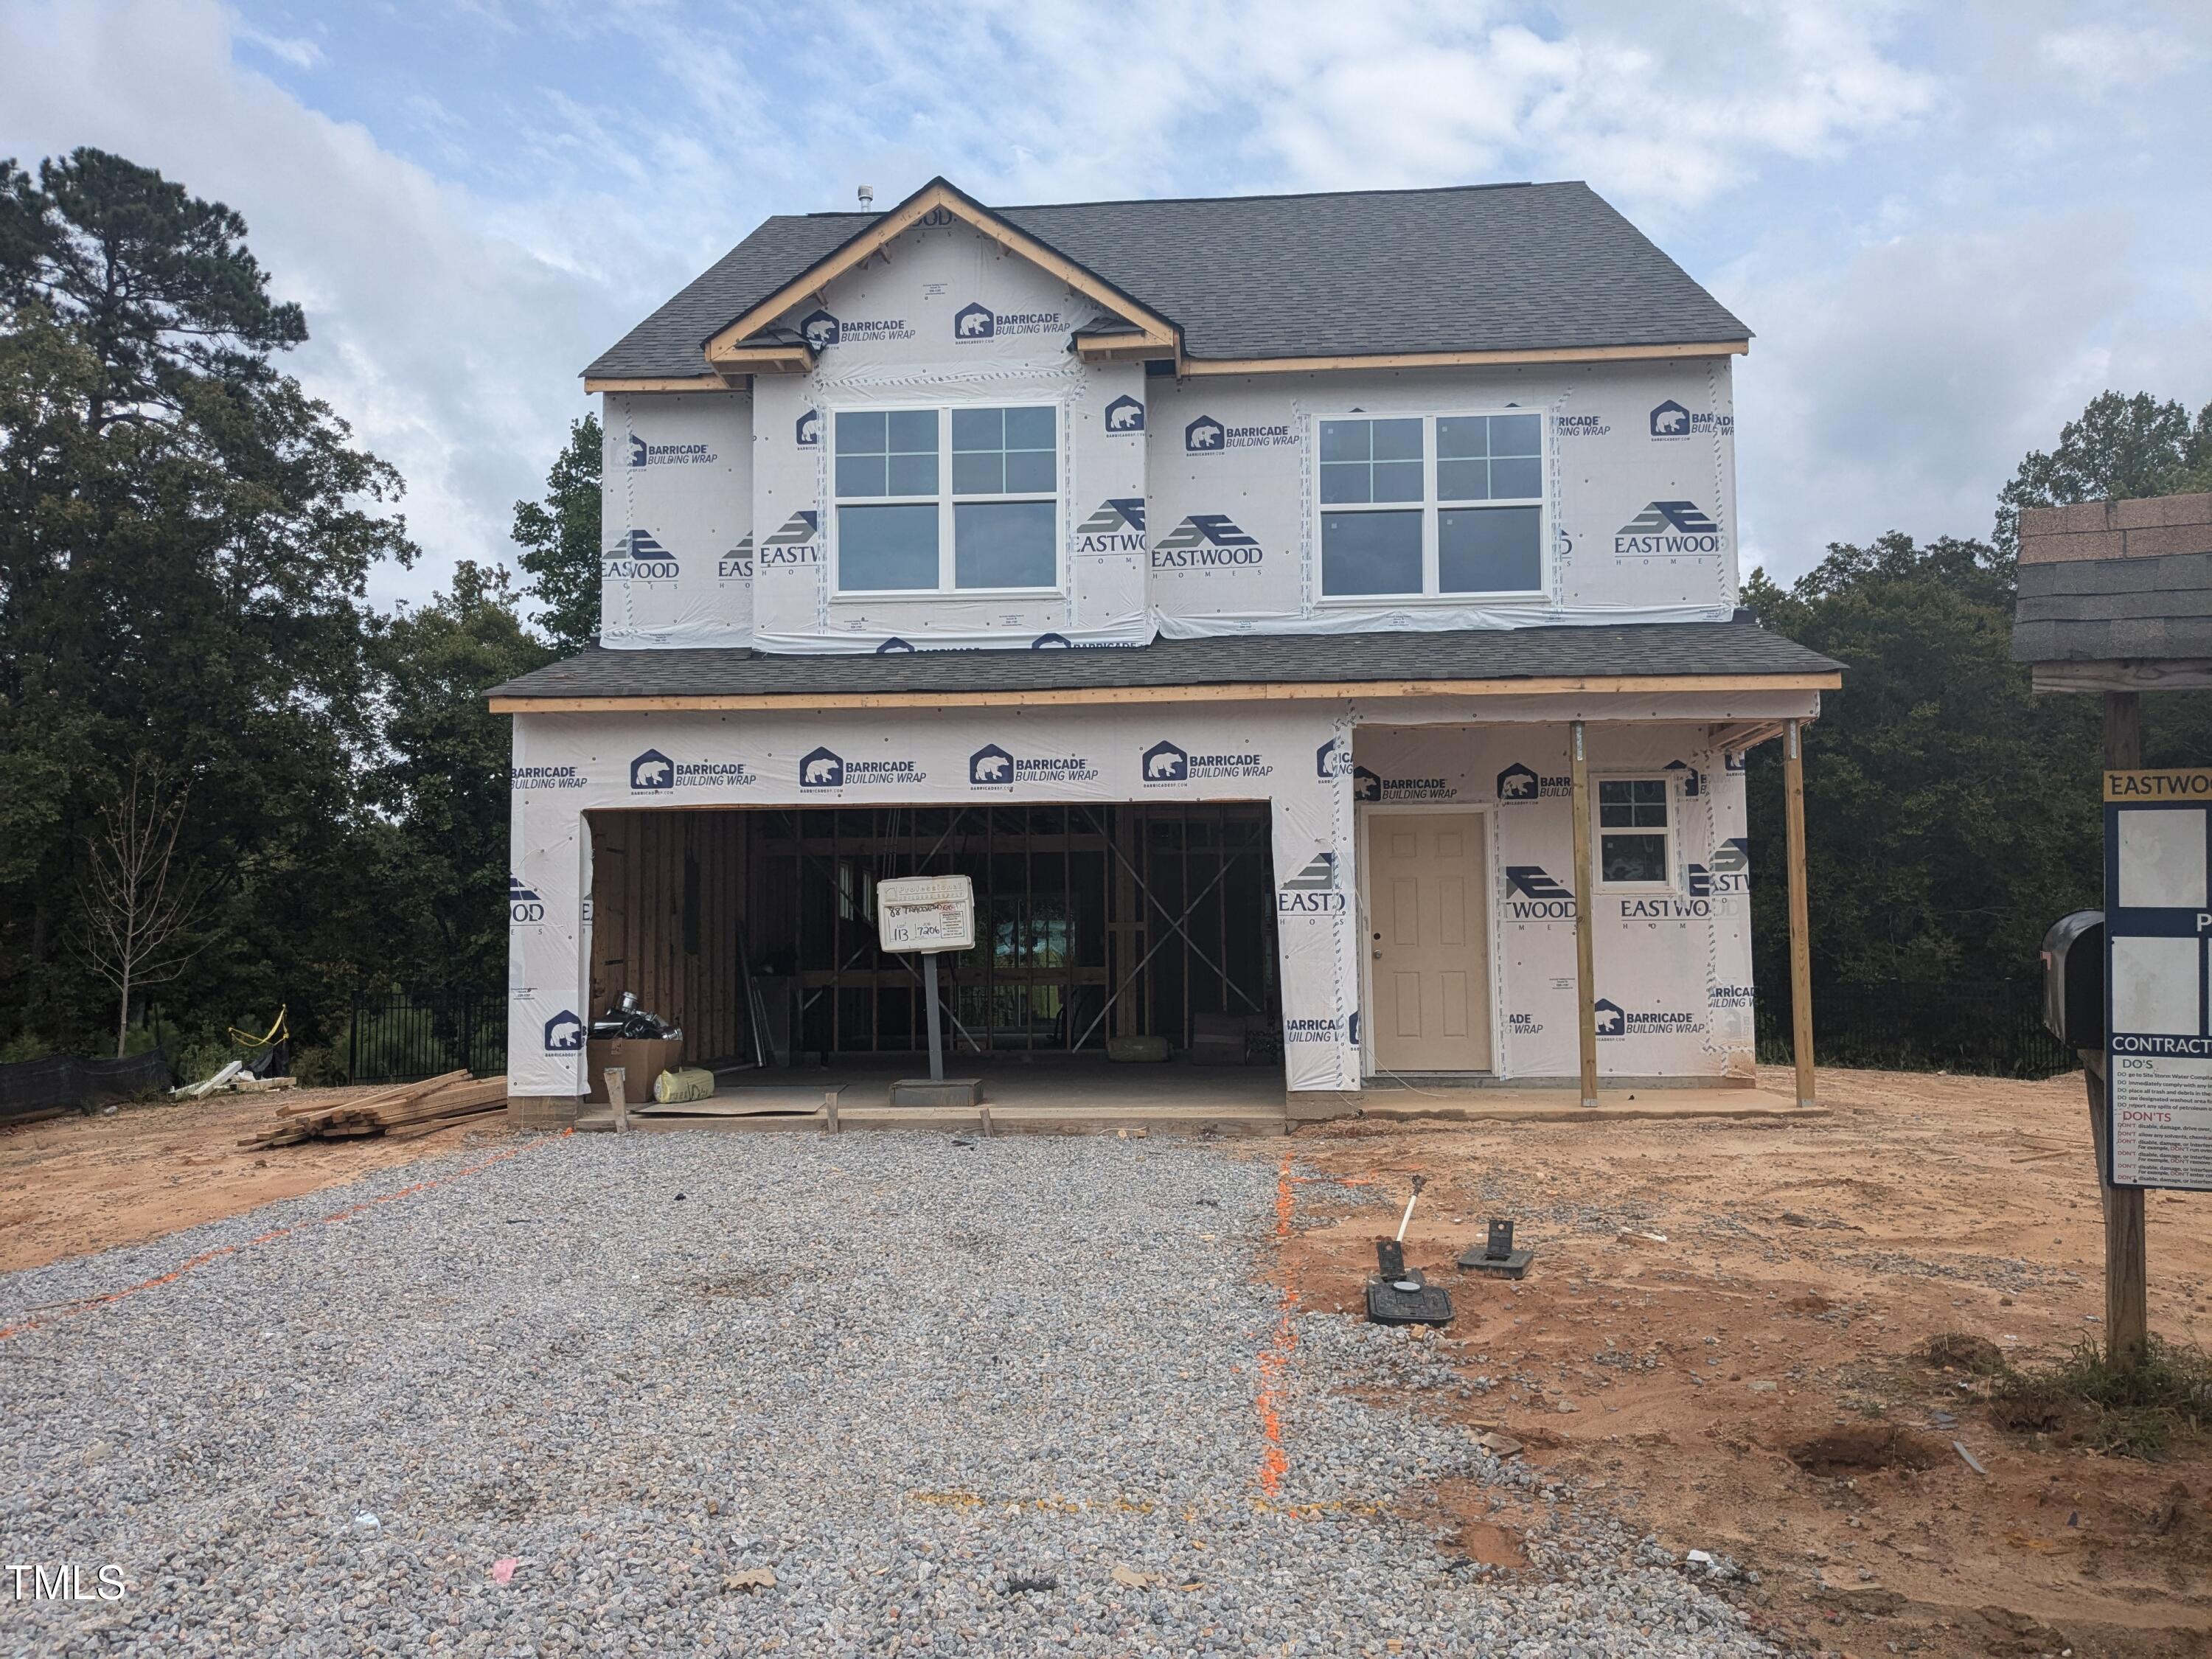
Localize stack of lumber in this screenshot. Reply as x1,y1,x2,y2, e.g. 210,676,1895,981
240,1070,507,1150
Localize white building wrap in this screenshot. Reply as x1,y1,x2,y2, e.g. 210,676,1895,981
508,703,1360,1097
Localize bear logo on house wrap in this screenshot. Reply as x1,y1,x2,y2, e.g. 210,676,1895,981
796,408,821,447
799,747,844,788
543,1010,584,1052
1143,740,1189,782
970,744,1013,786
1649,399,1691,437
799,309,839,350
1185,415,1225,453
1593,998,1626,1037
630,749,675,792
1105,394,1144,432
954,302,995,339
1497,762,1539,801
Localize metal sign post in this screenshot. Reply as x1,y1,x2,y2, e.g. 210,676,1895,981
876,875,981,1108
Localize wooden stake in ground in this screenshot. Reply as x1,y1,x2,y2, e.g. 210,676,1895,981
1568,720,1599,1110
2102,690,2149,1368
605,1067,629,1135
1784,719,1817,1109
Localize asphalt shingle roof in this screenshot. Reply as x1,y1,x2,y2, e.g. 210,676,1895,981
489,622,1836,703
585,181,1750,380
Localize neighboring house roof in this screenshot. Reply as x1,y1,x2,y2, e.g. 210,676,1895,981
488,621,1838,705
2013,493,2212,664
585,180,1751,381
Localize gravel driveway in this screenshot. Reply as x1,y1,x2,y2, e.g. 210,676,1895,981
1,1133,1767,1655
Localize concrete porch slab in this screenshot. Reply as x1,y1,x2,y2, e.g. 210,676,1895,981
1333,1086,1824,1125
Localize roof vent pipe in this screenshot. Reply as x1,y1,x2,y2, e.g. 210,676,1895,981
858,184,874,208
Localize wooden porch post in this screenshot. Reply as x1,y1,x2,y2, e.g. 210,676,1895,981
1569,720,1599,1108
2102,691,2149,1366
1783,719,1816,1108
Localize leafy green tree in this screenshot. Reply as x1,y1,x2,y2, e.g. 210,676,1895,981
0,148,412,1054
511,413,601,652
364,563,554,996
1995,391,2212,557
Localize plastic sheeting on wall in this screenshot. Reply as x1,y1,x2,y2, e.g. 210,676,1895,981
601,391,756,650
507,703,1360,1097
1349,722,1754,1079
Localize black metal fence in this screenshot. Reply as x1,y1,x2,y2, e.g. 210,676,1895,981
1756,978,2072,1079
348,995,504,1084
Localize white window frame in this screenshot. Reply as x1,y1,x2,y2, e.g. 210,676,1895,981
828,399,1064,598
1592,772,1677,893
1311,409,1550,604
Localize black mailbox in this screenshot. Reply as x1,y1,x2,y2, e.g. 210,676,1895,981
2041,910,2104,1048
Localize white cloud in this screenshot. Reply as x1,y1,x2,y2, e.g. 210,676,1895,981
0,0,614,608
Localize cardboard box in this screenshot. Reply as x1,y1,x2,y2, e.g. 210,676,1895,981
586,1037,685,1104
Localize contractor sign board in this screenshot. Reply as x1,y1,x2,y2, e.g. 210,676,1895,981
2107,768,2212,1190
876,874,976,955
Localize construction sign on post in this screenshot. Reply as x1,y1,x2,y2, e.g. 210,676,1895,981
875,875,975,956
2105,768,2212,1191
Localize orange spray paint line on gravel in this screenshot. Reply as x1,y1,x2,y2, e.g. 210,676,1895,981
1255,1147,1299,1496
0,1130,572,1344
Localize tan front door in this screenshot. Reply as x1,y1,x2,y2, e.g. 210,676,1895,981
1368,811,1492,1071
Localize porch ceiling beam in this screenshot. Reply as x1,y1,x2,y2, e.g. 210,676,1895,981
492,672,1840,716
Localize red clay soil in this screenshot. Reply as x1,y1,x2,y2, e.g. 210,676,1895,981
1276,1065,2212,1658
0,1086,513,1274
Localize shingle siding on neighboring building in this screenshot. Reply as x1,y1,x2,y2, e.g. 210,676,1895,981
584,181,1751,380
2014,494,2212,664
488,621,1838,702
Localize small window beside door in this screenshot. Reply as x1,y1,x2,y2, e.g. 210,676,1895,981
1597,778,1673,888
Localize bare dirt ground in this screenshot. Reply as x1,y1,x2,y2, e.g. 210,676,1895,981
0,1086,514,1274
1281,1065,2212,1658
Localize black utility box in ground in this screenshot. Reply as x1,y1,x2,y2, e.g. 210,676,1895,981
2041,911,2104,1049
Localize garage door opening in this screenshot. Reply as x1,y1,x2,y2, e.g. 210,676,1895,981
585,803,1284,1075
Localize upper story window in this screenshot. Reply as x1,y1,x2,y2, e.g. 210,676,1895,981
834,405,1058,594
1596,777,1673,888
1316,411,1545,599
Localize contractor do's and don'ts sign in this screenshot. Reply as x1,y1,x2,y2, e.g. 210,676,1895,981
2106,768,2212,1192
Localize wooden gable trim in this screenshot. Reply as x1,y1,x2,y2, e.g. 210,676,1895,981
493,670,1840,715
584,373,735,394
1175,339,1750,377
701,178,1180,366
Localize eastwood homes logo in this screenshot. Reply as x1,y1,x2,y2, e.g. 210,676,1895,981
1496,762,1569,802
1503,865,1576,920
1184,414,1293,454
719,536,753,581
796,408,821,448
1141,738,1273,785
758,511,821,566
799,745,927,790
1151,514,1264,571
604,529,678,581
1686,836,1750,900
1556,414,1611,439
1104,394,1145,432
630,748,757,793
543,1009,584,1052
1615,501,1724,557
627,432,717,467
1278,852,1346,913
1075,499,1147,557
1649,399,1734,440
1596,999,1705,1038
509,764,584,793
953,301,1061,341
969,742,1098,787
509,876,546,925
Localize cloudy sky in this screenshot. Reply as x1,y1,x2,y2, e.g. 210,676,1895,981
2,0,2206,608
